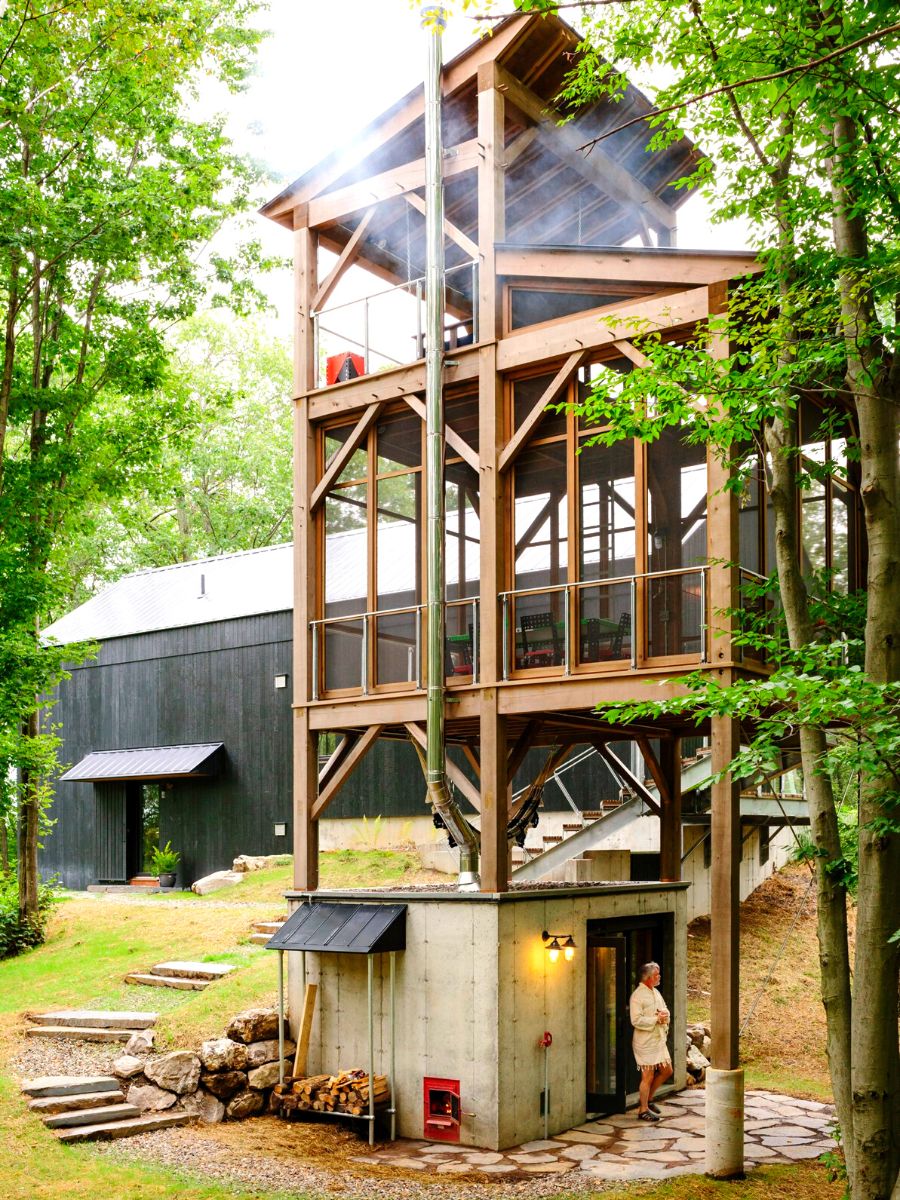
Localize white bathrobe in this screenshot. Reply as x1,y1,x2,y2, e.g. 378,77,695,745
629,983,671,1069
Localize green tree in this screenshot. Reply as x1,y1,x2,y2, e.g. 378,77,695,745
0,0,269,932
496,1,899,1194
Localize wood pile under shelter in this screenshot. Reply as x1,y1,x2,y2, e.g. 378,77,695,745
272,1070,390,1119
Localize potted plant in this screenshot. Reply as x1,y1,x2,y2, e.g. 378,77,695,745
151,842,180,889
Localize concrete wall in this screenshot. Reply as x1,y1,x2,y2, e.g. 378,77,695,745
286,884,687,1150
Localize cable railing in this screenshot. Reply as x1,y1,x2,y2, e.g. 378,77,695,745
313,260,478,388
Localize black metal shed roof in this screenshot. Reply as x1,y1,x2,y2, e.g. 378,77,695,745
60,743,224,782
266,902,406,954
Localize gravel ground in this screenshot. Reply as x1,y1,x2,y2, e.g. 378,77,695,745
10,1035,117,1084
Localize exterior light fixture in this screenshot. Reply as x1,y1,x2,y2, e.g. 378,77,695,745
543,930,576,963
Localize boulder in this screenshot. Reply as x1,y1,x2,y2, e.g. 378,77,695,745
176,1092,204,1119
232,855,268,873
127,1082,177,1111
225,1089,265,1121
247,1059,293,1090
244,1038,296,1069
226,1008,283,1045
112,1054,145,1079
200,1070,247,1100
197,1089,225,1124
701,1035,712,1059
124,1029,155,1055
191,870,243,895
200,1037,248,1073
144,1050,201,1096
686,1044,711,1079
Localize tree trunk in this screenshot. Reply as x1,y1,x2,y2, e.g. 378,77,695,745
828,113,900,1200
0,819,9,875
17,708,40,923
764,410,855,1176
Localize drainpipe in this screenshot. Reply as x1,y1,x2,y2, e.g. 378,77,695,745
421,4,479,891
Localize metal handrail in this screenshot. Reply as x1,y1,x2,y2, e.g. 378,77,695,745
312,258,478,318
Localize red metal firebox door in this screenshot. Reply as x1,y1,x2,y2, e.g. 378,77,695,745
423,1077,461,1142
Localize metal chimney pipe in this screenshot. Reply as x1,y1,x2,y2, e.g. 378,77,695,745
421,4,479,890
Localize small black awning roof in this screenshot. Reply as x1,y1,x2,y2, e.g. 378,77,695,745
60,743,224,783
267,902,406,954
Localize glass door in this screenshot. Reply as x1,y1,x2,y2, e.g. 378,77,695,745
586,934,626,1113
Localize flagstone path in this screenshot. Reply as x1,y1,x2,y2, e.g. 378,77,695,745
351,1089,836,1181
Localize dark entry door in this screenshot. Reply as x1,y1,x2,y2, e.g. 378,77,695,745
94,782,127,882
586,914,674,1114
586,935,626,1113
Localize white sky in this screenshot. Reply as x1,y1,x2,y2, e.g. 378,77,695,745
209,0,750,335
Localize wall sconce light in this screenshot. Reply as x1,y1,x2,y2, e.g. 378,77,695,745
543,931,576,963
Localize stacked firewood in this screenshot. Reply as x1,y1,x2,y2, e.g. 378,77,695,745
272,1069,390,1119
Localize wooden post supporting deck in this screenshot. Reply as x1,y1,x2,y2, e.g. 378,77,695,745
293,207,320,891
658,737,682,882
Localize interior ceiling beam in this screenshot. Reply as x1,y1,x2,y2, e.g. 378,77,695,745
312,209,375,314
404,191,479,262
308,139,480,229
310,401,384,512
405,722,482,813
499,349,587,473
541,709,673,740
311,725,384,820
401,394,480,473
491,63,676,234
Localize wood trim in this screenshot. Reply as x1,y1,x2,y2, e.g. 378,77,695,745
404,722,482,813
311,210,375,313
499,350,586,472
403,192,478,261
307,140,479,229
496,246,763,285
310,402,383,511
401,394,479,473
311,725,384,820
497,286,710,372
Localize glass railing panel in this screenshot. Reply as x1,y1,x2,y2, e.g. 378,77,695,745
577,581,633,665
375,609,419,687
646,569,704,658
512,588,566,670
322,618,364,692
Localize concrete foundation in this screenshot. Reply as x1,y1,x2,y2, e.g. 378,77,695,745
705,1067,745,1177
285,883,688,1150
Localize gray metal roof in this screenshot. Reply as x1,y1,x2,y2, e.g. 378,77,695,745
60,743,224,783
267,902,406,954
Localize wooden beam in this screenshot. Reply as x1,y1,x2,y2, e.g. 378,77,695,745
507,719,540,782
405,722,482,813
308,140,479,229
307,347,480,422
635,734,672,807
479,688,508,891
495,245,762,285
401,394,479,473
403,192,478,261
503,125,539,168
593,742,661,816
710,712,741,1068
498,350,586,472
311,725,384,819
317,734,350,791
292,983,318,1078
509,742,574,822
492,64,675,234
657,736,682,883
497,286,710,372
461,744,481,779
311,210,375,313
477,65,505,343
310,402,383,512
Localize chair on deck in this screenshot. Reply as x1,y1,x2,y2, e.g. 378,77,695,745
519,611,563,668
592,611,631,662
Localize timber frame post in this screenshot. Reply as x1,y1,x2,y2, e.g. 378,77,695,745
293,205,320,890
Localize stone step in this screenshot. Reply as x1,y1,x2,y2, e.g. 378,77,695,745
249,932,272,945
250,921,283,934
43,1102,142,1129
56,1111,191,1144
29,1010,158,1030
151,960,235,981
22,1075,120,1099
125,973,209,991
25,1026,142,1043
29,1090,125,1115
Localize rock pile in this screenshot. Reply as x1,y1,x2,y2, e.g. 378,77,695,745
685,1022,711,1083
111,1008,295,1125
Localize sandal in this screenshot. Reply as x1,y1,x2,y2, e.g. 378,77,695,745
638,1110,661,1122
648,1102,662,1114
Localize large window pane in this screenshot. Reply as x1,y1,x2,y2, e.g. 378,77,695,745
324,490,367,691
514,441,568,590
578,438,636,581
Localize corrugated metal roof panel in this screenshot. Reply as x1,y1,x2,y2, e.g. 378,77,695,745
60,743,224,782
267,902,406,954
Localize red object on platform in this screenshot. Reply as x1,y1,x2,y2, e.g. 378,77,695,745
326,351,365,386
423,1076,461,1142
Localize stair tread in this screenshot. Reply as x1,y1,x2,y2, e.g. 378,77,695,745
44,1102,142,1128
26,1026,142,1042
30,1090,125,1113
29,1010,158,1029
151,960,234,979
55,1112,191,1143
249,933,272,945
125,973,209,990
22,1075,120,1098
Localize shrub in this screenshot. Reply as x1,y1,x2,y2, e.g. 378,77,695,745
0,876,58,959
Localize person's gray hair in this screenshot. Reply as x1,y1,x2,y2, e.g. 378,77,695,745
638,961,660,982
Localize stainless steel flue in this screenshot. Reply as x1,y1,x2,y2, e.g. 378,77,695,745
421,4,479,890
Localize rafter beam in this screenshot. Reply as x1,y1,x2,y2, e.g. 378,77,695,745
311,725,384,820
405,722,482,813
312,210,375,314
402,395,479,473
499,350,587,472
403,191,478,261
310,402,383,512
